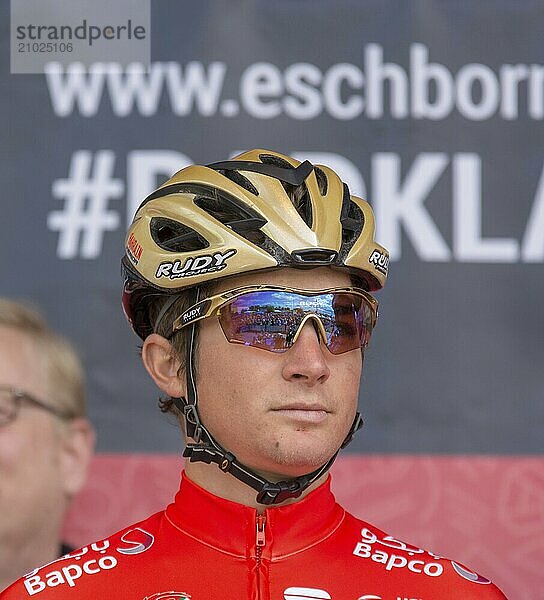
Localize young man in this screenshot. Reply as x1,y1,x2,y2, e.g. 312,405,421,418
1,150,507,598
0,299,95,592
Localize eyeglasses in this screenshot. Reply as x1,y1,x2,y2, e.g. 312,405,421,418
0,386,74,426
171,285,378,355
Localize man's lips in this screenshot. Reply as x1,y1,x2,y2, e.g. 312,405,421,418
271,403,330,423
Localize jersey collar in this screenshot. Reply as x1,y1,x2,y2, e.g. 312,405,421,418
165,471,345,559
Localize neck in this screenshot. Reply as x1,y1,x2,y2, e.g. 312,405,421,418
184,461,328,512
0,535,60,592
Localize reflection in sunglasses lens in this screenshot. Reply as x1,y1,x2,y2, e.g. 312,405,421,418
218,291,372,355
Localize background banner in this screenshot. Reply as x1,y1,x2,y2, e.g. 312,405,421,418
1,2,542,596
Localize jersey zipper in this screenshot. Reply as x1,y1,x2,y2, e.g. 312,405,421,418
256,514,266,565
255,514,266,599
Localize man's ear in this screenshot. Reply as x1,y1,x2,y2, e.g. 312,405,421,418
141,333,187,398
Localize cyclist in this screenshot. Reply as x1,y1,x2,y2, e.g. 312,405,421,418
1,149,507,598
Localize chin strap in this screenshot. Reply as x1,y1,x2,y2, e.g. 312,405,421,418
173,287,364,506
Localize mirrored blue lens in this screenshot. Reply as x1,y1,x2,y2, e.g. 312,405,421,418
217,291,373,354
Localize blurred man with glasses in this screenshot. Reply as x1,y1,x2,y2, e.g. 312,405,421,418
0,298,95,591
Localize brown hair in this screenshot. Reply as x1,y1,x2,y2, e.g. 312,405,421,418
147,281,216,417
0,298,86,418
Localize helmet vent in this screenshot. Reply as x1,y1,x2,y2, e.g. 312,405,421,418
258,154,313,228
339,184,364,251
314,167,328,195
150,217,210,252
217,168,259,196
193,188,267,235
292,248,338,265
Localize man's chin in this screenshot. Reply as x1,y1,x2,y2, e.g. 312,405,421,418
249,451,337,482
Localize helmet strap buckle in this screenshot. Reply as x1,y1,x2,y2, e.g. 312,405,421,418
183,403,203,443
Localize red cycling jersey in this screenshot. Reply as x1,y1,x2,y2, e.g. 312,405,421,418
1,472,507,599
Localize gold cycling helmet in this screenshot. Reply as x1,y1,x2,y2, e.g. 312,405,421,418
122,149,389,340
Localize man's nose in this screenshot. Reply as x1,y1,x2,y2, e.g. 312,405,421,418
281,318,330,385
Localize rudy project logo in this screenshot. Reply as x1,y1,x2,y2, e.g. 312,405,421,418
155,249,237,280
116,527,155,555
368,249,389,275
143,593,192,600
284,588,332,600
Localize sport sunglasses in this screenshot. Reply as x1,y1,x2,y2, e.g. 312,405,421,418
170,285,378,355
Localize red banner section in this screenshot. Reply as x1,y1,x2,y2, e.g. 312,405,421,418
63,454,543,599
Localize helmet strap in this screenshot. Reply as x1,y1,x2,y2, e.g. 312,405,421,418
172,286,364,505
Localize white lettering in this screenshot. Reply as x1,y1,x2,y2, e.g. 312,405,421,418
528,65,544,119
457,63,500,120
104,63,165,116
98,556,117,569
453,154,519,261
411,43,454,120
45,50,544,120
353,530,444,579
521,161,544,261
409,559,424,573
500,64,529,119
127,150,193,223
155,263,171,278
213,249,237,266
155,251,237,280
241,62,283,118
45,571,65,587
22,555,118,596
424,562,443,577
90,540,110,553
283,63,323,120
172,259,190,274
183,307,201,322
360,527,378,544
386,554,408,571
83,560,100,575
62,564,82,587
371,549,388,564
165,61,226,116
323,63,364,120
373,153,451,261
45,62,107,117
366,44,409,118
352,542,372,558
24,576,46,596
191,256,212,270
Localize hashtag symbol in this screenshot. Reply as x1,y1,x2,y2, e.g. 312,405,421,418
47,151,124,259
